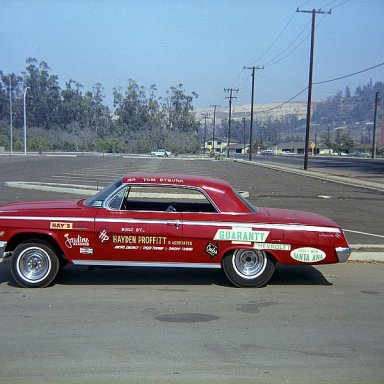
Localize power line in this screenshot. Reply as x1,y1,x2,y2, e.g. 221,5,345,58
262,18,312,66
257,87,309,113
320,0,339,8
331,0,351,10
250,12,296,65
263,12,330,68
314,61,384,85
254,60,384,114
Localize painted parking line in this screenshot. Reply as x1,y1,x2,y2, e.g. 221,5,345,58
344,229,384,239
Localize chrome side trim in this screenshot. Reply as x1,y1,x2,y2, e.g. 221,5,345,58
0,216,93,223
336,247,352,263
95,218,341,233
0,215,341,234
72,260,221,269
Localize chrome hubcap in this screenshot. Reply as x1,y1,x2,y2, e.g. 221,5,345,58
233,249,267,279
17,247,51,283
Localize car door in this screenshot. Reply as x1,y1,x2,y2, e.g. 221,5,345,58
93,184,184,263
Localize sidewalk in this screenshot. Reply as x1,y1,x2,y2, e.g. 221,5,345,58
235,158,384,192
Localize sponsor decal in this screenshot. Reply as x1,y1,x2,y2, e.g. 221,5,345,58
142,246,164,251
290,247,326,263
98,228,112,244
213,227,269,244
142,177,184,183
122,227,144,233
113,235,167,245
319,233,335,238
64,233,90,249
80,247,93,255
114,245,140,250
168,240,193,246
168,247,192,251
50,222,73,230
205,242,219,258
254,243,291,251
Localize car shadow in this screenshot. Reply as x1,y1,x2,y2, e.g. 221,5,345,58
270,264,333,286
53,264,332,287
0,263,332,288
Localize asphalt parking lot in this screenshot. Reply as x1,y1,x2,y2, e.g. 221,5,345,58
0,154,383,383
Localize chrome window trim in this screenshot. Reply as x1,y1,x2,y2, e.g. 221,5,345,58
104,184,221,213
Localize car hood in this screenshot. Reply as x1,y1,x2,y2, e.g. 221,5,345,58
0,200,85,214
258,207,339,228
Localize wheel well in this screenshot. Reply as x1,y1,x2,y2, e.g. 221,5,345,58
7,233,66,262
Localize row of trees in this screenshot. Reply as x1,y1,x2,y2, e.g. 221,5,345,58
0,58,381,154
0,58,200,153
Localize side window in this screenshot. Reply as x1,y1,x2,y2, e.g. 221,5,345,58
121,186,218,213
108,187,129,210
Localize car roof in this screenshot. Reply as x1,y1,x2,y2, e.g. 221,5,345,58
120,173,252,213
121,172,231,192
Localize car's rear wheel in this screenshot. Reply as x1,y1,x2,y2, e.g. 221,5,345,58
222,249,275,287
10,241,60,288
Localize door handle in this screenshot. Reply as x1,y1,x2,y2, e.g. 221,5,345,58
167,220,181,229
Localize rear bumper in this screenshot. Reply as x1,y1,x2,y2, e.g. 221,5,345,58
336,247,352,263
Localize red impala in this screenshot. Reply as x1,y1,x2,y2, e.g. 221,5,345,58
0,173,351,288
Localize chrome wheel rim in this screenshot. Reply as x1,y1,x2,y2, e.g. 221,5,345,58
233,249,267,279
17,247,51,283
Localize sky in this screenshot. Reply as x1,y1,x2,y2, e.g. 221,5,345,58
1,0,384,110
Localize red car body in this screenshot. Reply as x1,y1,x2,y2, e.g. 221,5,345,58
0,173,351,288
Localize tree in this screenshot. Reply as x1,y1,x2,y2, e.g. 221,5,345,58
166,84,199,133
322,128,355,155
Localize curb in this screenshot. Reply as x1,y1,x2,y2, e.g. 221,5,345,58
235,159,384,192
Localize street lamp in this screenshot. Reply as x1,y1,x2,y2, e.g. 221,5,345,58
9,77,13,154
23,87,30,155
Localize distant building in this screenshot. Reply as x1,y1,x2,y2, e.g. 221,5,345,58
226,143,250,155
204,137,227,153
202,138,249,154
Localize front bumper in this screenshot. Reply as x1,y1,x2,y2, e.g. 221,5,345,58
336,247,352,263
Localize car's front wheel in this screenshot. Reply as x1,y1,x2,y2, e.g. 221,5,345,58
10,241,60,288
222,249,275,287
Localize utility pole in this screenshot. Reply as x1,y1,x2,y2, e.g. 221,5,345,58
297,7,331,170
9,76,13,154
372,91,380,159
244,65,263,160
201,113,210,156
224,88,238,158
242,118,246,154
210,104,220,153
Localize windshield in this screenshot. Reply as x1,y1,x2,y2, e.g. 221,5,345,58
84,179,123,208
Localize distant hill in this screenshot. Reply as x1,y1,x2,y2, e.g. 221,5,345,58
195,101,309,123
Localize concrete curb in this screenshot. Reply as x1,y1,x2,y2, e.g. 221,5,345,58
235,159,384,192
349,245,384,262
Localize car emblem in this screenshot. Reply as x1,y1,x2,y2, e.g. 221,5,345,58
98,228,112,244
